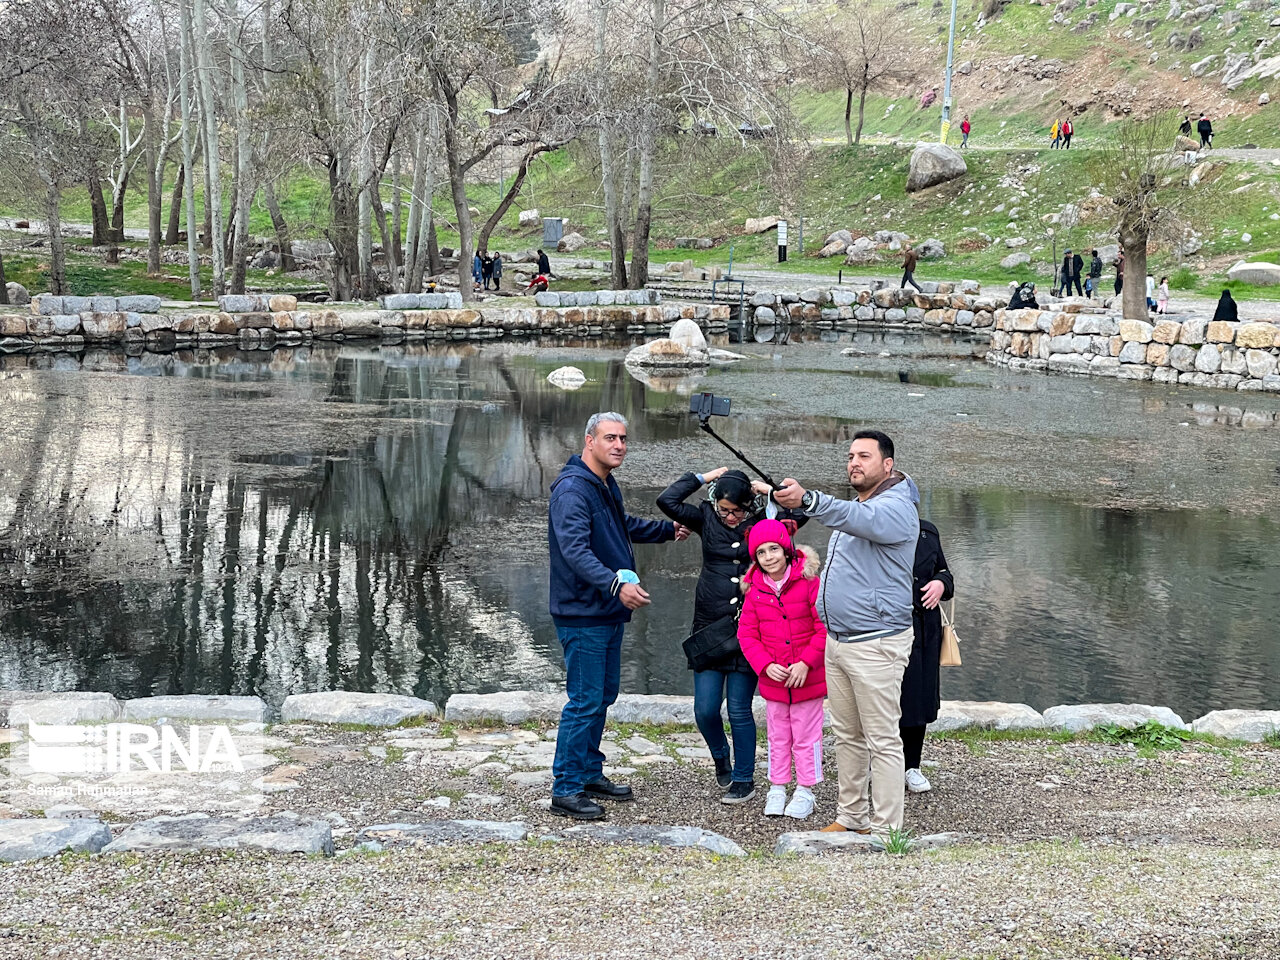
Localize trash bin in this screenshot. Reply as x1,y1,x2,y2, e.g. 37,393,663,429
542,218,565,246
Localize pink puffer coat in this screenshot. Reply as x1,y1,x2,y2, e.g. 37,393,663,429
737,539,827,704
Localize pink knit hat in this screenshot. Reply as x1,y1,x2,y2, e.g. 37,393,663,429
748,518,794,560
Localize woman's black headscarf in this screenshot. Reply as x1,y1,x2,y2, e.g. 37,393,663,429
709,470,754,507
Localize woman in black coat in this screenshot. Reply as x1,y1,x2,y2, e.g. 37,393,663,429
657,467,806,796
900,519,954,794
1212,289,1238,322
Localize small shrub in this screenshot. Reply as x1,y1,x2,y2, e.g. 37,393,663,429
1263,729,1280,749
1094,720,1191,751
882,827,913,855
1168,267,1199,291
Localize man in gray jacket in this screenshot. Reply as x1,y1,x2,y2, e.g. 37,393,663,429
775,429,920,835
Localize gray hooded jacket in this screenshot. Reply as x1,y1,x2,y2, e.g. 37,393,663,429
807,472,920,637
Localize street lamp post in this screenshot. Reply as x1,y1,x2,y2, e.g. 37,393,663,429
940,0,958,144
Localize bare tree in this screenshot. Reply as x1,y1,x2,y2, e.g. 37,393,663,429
807,4,913,146
1090,117,1219,319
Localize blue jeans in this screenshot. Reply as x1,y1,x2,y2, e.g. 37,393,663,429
692,669,758,783
552,623,624,797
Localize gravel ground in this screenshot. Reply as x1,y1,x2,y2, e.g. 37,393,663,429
3,722,1279,958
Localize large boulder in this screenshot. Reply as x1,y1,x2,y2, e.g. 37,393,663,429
445,692,567,724
928,700,1047,731
1000,252,1031,269
122,695,268,723
1226,261,1280,285
0,819,112,863
743,216,780,234
103,813,334,856
1042,703,1187,732
916,238,946,260
843,237,878,264
825,229,854,247
906,143,968,193
556,232,587,253
667,317,708,351
5,282,30,305
818,239,848,258
517,208,540,227
624,338,708,368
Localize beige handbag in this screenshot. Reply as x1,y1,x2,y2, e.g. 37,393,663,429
940,600,962,667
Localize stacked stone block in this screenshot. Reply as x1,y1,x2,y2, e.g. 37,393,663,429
988,308,1280,392
749,281,996,330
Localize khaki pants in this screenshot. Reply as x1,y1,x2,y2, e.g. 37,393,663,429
825,627,913,833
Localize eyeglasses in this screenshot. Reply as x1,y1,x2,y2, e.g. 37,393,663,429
715,505,747,519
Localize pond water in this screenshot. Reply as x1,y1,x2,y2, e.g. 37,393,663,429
1,331,1278,719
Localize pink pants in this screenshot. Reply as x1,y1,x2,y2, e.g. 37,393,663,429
766,698,825,787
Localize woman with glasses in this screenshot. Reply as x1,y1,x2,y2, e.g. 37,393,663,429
658,467,807,802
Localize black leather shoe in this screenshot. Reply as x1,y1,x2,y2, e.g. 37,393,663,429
550,793,606,820
583,776,634,801
714,755,733,789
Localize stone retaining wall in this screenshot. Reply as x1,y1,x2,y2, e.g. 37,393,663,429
746,281,1003,332
5,689,1276,742
0,292,728,354
987,306,1280,392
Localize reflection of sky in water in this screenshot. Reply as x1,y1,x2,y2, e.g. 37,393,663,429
0,335,1277,717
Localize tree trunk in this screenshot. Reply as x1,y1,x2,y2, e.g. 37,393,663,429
166,164,185,245
176,0,202,297
405,127,427,290
222,166,238,266
427,220,442,276
0,251,8,304
1119,219,1148,321
476,146,553,259
371,183,397,295
845,88,854,146
192,0,226,294
596,0,627,289
263,182,295,271
855,86,868,145
143,105,163,275
628,0,663,290
45,177,67,296
326,154,358,301
225,0,252,295
440,80,476,303
110,170,129,236
391,151,404,274
87,176,110,246
357,48,375,296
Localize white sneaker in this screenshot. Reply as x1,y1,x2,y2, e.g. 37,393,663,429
783,786,815,820
763,785,788,817
905,768,932,794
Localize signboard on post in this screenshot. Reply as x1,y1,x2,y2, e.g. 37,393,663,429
777,219,788,263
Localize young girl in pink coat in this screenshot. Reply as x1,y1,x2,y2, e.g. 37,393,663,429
737,519,827,820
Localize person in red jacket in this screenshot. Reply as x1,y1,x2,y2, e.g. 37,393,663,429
737,519,827,820
960,115,971,149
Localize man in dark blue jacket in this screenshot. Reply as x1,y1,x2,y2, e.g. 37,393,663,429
548,411,687,819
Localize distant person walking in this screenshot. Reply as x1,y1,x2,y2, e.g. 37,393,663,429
1087,249,1103,299
1179,115,1193,138
492,252,503,291
1145,274,1157,314
1114,252,1124,296
960,115,971,148
1049,119,1061,148
472,252,483,292
481,254,494,290
1061,117,1074,148
1212,289,1238,322
900,244,923,293
1157,276,1169,314
1197,113,1213,149
537,248,552,276
1060,248,1083,297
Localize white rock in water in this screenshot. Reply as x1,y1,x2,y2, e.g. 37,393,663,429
624,338,709,368
0,819,112,863
667,317,708,351
1042,703,1187,732
104,813,334,855
928,700,1047,731
279,692,438,727
123,695,269,723
547,366,587,390
1191,709,1280,742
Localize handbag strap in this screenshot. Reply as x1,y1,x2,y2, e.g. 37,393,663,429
939,598,955,627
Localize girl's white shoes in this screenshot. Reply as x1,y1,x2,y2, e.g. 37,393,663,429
764,785,787,816
764,785,815,819
783,786,815,820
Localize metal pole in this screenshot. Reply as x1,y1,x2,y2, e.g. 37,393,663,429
940,0,958,144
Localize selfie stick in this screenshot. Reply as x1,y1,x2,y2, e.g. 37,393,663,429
697,418,782,490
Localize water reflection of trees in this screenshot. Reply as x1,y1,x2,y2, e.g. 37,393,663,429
0,347,664,705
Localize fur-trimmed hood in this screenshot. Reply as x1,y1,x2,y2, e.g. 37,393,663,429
740,543,821,593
